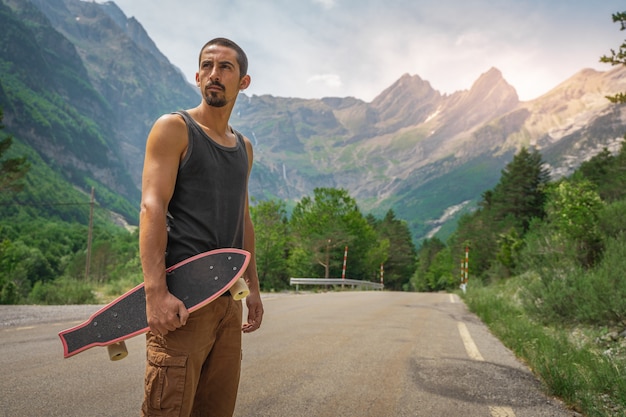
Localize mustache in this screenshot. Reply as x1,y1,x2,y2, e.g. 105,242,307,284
205,81,225,91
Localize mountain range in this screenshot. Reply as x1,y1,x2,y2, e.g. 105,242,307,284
1,0,625,241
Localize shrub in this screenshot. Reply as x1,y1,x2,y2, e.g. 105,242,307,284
29,277,96,305
520,233,626,326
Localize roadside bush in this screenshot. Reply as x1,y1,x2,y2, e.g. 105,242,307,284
521,265,594,324
29,277,96,305
581,234,626,324
598,199,626,239
102,271,143,302
520,233,626,326
0,280,21,304
517,219,576,280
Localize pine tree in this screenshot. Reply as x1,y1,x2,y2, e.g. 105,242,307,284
488,147,550,232
373,209,417,291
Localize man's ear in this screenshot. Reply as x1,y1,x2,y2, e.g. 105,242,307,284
239,75,251,91
195,72,201,87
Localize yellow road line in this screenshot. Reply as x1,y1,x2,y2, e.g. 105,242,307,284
489,406,516,416
457,322,484,361
457,322,517,417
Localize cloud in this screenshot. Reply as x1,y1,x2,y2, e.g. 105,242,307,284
306,74,343,88
106,0,626,102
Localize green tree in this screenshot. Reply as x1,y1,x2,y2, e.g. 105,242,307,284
598,199,626,240
424,246,456,291
518,180,605,278
546,180,604,268
412,237,446,291
288,187,377,280
0,239,53,302
251,199,290,291
449,212,498,283
371,209,416,290
488,147,550,232
449,148,549,281
600,12,626,103
495,228,524,276
573,147,612,185
0,109,30,193
573,142,626,202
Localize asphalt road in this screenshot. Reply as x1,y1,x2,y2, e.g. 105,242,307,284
0,292,577,417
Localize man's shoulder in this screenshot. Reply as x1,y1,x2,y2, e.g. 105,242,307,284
158,111,187,124
147,112,189,147
152,112,188,132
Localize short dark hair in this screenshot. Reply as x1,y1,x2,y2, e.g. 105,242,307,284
198,38,248,78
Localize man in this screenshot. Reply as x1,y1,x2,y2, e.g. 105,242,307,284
139,38,264,417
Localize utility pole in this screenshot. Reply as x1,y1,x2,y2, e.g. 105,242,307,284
324,239,331,278
460,246,469,293
84,187,94,280
341,246,348,289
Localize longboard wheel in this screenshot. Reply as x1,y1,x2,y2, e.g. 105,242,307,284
107,341,128,361
230,277,250,300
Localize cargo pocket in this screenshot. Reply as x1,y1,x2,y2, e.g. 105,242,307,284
145,348,188,414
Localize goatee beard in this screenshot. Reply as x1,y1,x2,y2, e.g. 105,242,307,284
204,93,228,108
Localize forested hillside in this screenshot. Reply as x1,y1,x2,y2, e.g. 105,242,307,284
0,0,193,303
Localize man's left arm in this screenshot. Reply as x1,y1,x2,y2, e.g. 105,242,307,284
242,136,264,333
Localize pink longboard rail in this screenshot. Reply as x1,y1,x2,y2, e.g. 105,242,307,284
59,248,250,358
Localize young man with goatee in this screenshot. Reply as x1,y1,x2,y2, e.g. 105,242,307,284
139,37,264,417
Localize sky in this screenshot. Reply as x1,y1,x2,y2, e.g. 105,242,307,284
102,0,625,102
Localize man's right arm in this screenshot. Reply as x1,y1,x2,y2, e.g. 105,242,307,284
139,113,190,336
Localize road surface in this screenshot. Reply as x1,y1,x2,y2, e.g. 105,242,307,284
0,291,576,416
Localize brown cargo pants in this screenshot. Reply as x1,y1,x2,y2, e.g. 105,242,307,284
142,296,243,417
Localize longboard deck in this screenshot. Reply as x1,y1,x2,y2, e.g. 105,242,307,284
59,248,250,358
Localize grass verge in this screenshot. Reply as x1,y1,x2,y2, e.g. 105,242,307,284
461,277,626,417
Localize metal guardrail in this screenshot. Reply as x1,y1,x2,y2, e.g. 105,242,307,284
290,278,384,290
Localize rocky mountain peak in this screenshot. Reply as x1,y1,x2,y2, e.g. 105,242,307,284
465,67,518,107
369,73,442,132
372,73,439,106
437,67,519,132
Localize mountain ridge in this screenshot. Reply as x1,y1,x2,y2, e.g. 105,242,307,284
232,63,626,239
1,0,625,241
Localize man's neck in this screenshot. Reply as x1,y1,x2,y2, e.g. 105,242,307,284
190,103,233,136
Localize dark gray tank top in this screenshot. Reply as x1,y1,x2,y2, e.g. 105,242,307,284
165,110,248,267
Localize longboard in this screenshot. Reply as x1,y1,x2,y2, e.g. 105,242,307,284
59,248,250,360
